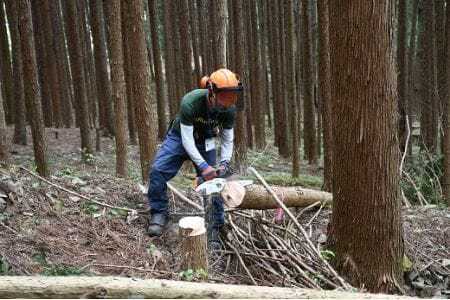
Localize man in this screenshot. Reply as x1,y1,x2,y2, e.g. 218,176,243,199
147,68,243,246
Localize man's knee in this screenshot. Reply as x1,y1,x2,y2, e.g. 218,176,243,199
148,169,167,196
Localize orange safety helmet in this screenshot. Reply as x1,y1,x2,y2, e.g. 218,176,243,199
207,68,243,107
200,76,209,88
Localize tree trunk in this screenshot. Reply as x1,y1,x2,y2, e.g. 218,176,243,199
6,0,27,145
329,0,404,292
197,0,210,75
42,0,63,128
0,276,415,299
301,0,317,165
0,0,14,125
259,0,271,130
31,1,53,128
179,217,208,272
443,1,450,206
148,0,167,140
397,0,408,154
317,0,332,192
121,3,137,146
50,0,74,128
126,0,158,183
232,0,247,173
0,81,8,162
284,0,299,177
214,0,227,68
18,0,49,177
189,0,201,82
65,0,93,154
178,0,194,91
243,0,253,149
105,0,128,178
91,0,114,137
249,0,265,150
171,1,185,101
162,0,178,120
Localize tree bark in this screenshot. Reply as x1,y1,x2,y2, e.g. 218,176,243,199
284,0,299,177
179,217,208,272
148,0,167,140
0,81,8,162
232,0,247,173
50,0,74,128
189,0,201,82
6,0,27,145
214,0,227,68
105,0,128,178
126,0,157,183
18,0,49,177
91,0,114,136
243,0,253,149
443,1,450,206
0,0,14,125
65,0,93,154
301,0,317,165
397,0,408,154
42,0,63,128
178,0,194,91
329,0,403,292
162,0,178,120
317,0,332,192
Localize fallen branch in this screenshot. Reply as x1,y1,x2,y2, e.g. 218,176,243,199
19,166,135,213
166,182,204,211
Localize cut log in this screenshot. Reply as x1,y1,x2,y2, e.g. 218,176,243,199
0,276,417,299
178,216,208,272
222,183,332,209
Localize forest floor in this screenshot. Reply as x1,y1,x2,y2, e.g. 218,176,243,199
0,127,448,298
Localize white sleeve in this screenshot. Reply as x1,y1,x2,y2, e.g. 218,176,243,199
180,124,208,169
220,128,234,163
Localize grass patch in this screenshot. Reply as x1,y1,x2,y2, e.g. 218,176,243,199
42,265,87,276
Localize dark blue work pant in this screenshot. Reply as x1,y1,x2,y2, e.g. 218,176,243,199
147,129,224,228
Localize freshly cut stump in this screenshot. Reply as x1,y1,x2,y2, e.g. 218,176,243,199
178,216,208,272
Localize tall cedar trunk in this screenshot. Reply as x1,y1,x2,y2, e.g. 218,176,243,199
121,3,137,145
397,0,408,153
198,0,210,75
105,0,127,178
0,0,14,125
444,1,450,205
162,0,177,120
249,0,265,149
436,0,446,116
6,0,27,145
31,1,53,127
284,0,299,177
317,0,332,192
295,1,303,151
301,0,317,164
148,0,167,140
178,0,194,91
171,1,184,101
208,0,218,69
227,0,234,68
50,0,74,128
126,0,157,183
329,0,403,292
42,0,63,128
189,0,201,81
243,0,253,149
65,0,93,154
259,0,271,130
268,0,281,148
232,0,247,173
79,0,99,139
18,0,49,177
277,0,289,157
91,0,114,136
0,81,8,162
420,1,438,152
215,0,227,68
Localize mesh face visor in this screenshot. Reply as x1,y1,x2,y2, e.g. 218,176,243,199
211,82,244,94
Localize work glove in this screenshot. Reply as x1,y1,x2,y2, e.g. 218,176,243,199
217,161,232,178
201,165,217,181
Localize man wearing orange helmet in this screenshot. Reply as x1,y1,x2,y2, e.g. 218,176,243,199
147,69,243,245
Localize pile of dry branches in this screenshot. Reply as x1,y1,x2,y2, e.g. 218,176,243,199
217,208,347,289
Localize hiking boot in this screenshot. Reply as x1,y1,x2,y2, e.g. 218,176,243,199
147,213,169,237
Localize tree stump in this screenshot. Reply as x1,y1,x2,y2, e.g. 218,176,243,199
178,217,208,273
